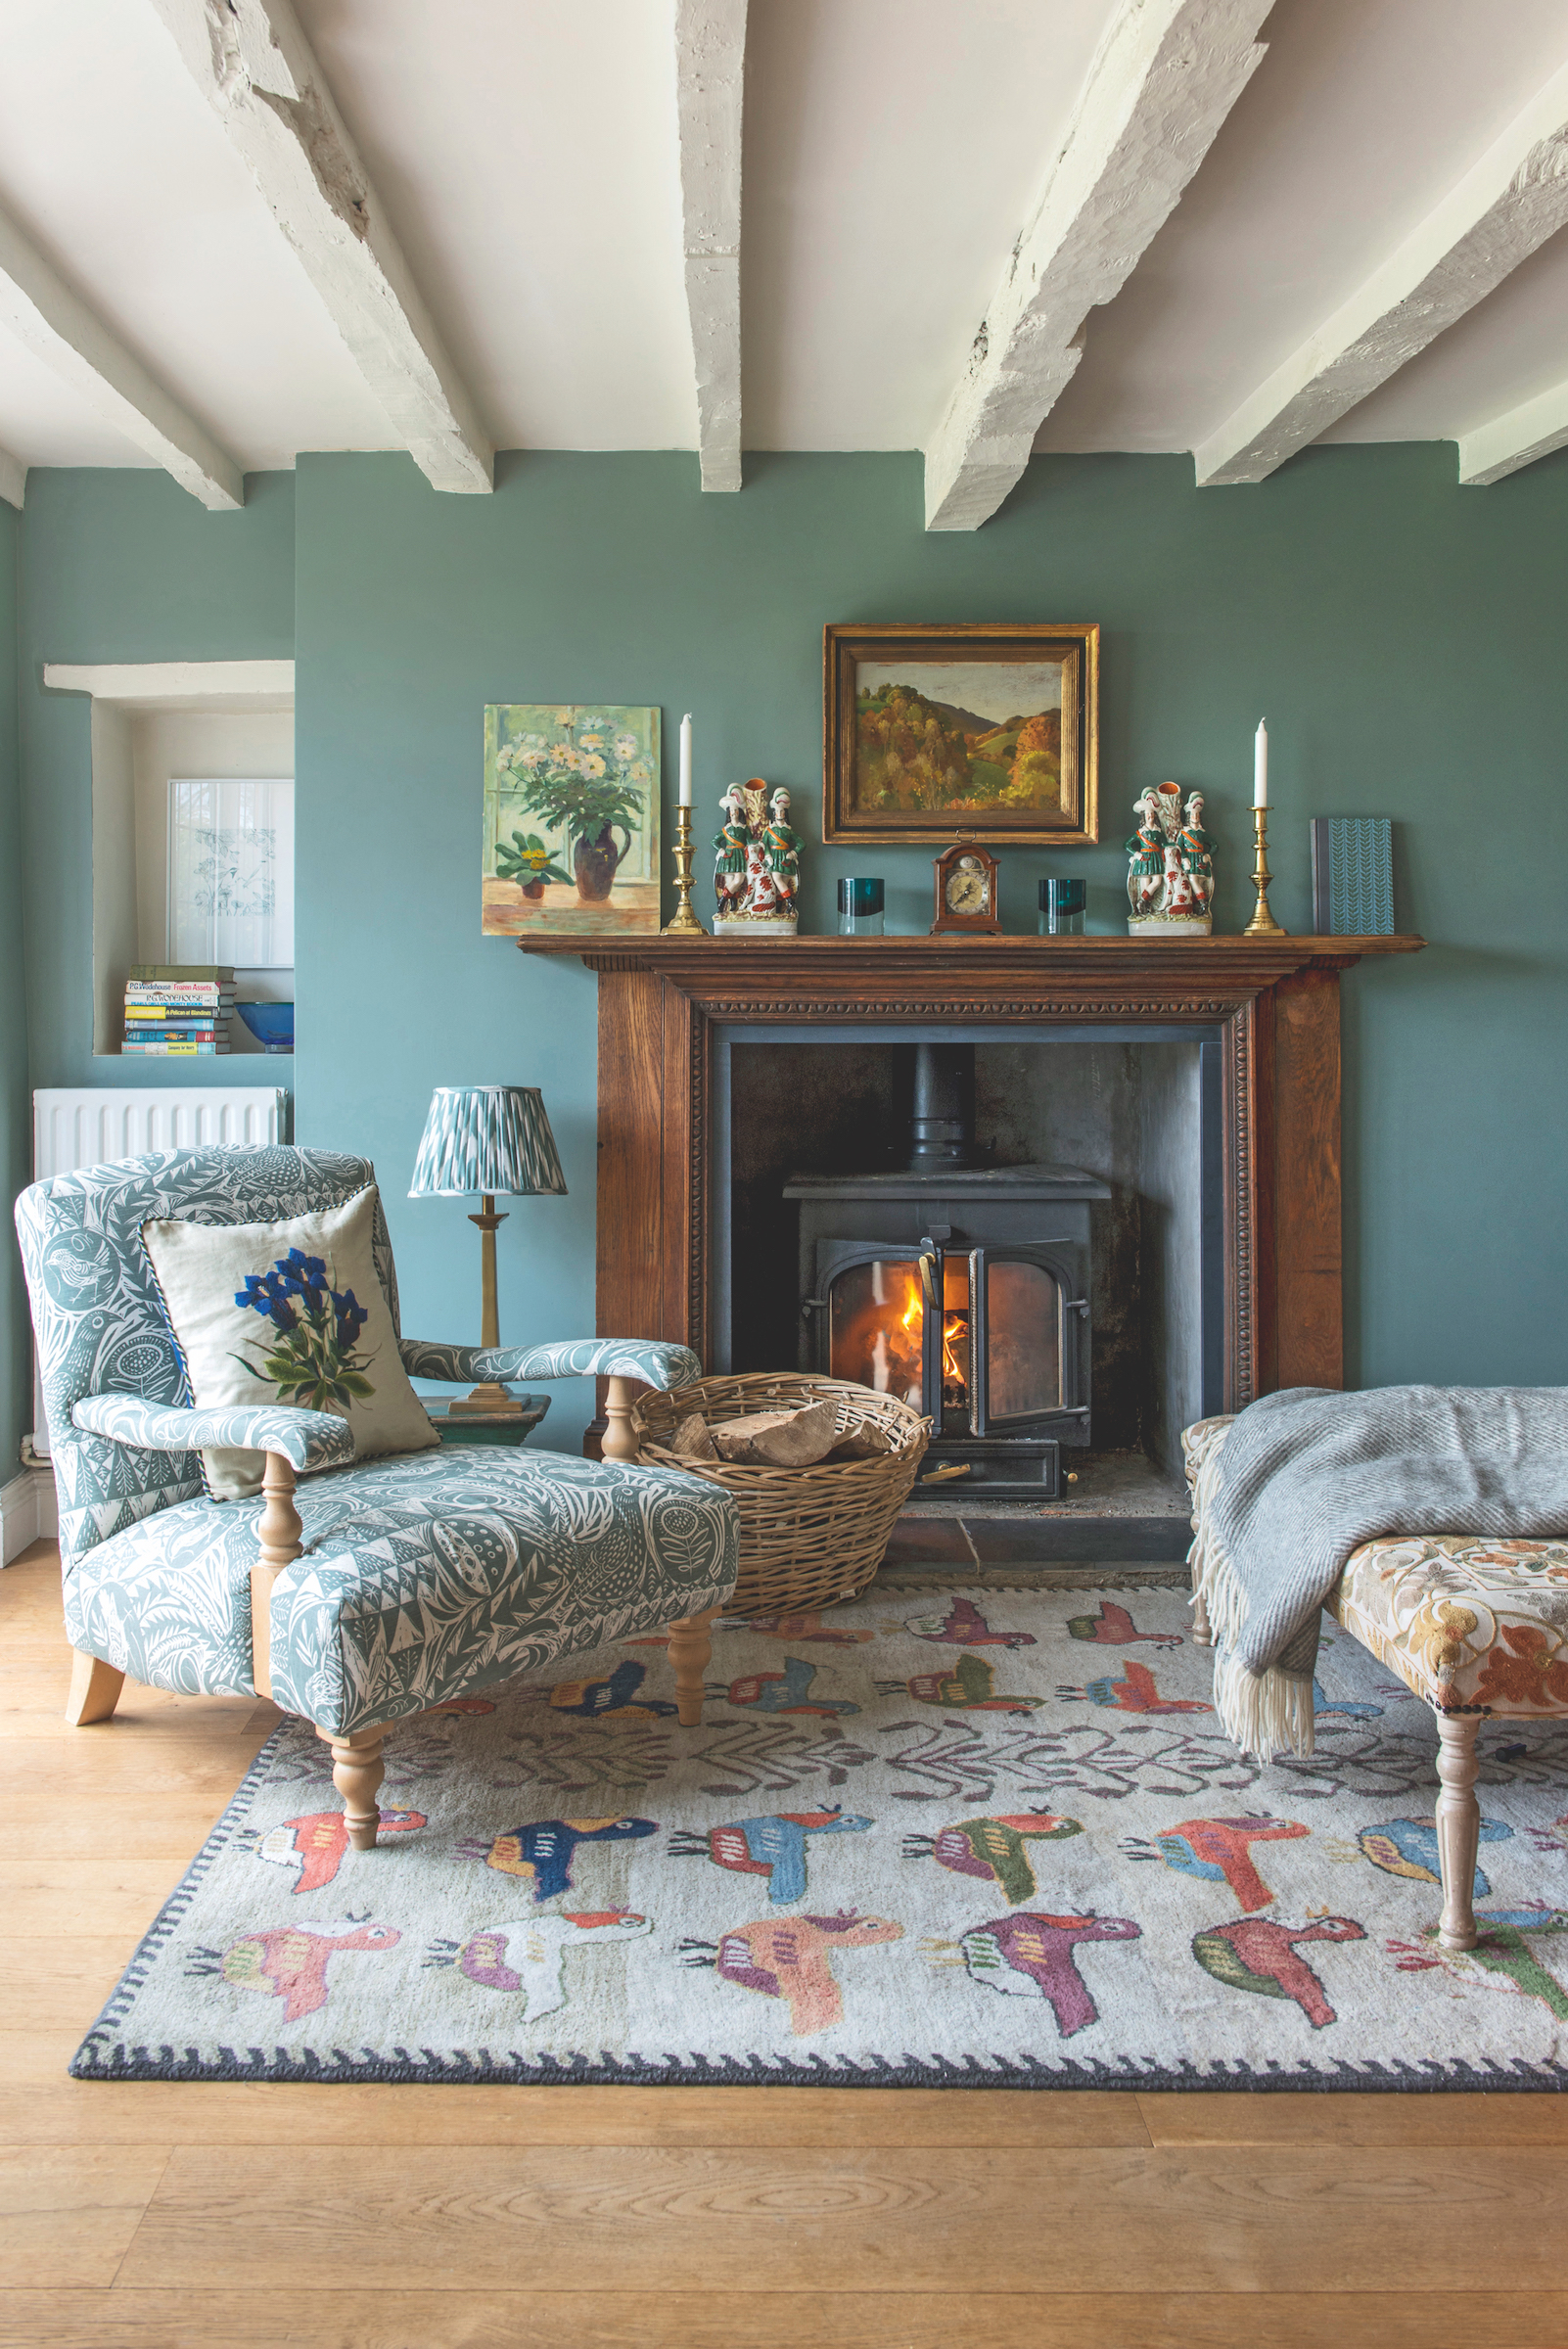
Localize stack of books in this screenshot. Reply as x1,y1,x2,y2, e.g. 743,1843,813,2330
122,965,235,1055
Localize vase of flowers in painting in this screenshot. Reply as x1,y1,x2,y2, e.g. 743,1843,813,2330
484,710,660,936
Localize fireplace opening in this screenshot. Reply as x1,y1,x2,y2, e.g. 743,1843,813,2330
787,1045,1101,1496
714,1026,1223,1507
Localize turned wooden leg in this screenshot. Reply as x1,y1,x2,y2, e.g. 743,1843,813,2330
251,1450,303,1703
66,1650,125,1727
317,1726,387,1851
1435,1710,1482,1951
668,1608,716,1728
602,1375,641,1465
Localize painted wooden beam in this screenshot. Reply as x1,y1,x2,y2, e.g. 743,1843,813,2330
1196,60,1568,486
673,0,747,492
923,0,1269,532
0,445,26,511
1457,377,1568,484
0,205,241,509
147,0,492,495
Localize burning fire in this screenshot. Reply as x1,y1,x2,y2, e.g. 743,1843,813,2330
834,1260,969,1420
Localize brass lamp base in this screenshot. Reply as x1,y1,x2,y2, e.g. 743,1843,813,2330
453,1382,526,1422
462,1194,526,1416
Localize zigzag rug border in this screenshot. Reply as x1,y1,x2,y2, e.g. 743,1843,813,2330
872,1569,1191,1593
68,2045,1568,2093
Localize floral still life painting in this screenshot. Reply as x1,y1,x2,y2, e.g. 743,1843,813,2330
483,705,660,936
823,624,1099,848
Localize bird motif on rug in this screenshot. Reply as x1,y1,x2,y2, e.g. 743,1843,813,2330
668,1807,873,1904
1066,1599,1179,1649
249,1807,426,1896
722,1657,860,1717
681,1911,903,2036
194,1918,401,2023
902,1597,1037,1649
1123,1816,1310,1913
1312,1680,1385,1723
903,1814,1084,1906
1392,1907,1568,2018
1357,1815,1511,1897
455,1815,658,1902
428,1910,652,2017
741,1611,873,1646
1057,1659,1210,1715
927,1911,1141,2039
881,1652,1044,1714
533,1659,678,1721
1190,1915,1365,2028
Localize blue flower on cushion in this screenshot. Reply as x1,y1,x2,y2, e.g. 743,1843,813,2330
334,1287,369,1351
233,1250,376,1412
236,1268,297,1332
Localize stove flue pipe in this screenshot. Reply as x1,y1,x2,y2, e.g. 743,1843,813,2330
908,1042,991,1171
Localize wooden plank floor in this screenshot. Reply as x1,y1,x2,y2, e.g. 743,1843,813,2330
4,1538,1568,2349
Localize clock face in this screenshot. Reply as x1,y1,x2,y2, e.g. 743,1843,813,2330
945,854,991,915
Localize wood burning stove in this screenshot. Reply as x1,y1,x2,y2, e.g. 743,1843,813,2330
785,1045,1108,1497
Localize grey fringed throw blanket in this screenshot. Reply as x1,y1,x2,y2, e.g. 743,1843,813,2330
1190,1386,1568,1760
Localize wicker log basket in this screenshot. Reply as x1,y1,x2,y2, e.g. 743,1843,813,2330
631,1373,930,1615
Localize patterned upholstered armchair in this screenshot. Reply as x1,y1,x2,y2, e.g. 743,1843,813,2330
15,1145,738,1848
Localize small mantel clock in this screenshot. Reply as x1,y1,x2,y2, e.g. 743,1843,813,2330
930,842,1001,936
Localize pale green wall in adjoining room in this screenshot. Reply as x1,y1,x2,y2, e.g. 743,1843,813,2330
11,445,1568,1464
16,468,297,1097
0,501,25,1466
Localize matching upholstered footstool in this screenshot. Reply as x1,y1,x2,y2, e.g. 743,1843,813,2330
1184,1413,1568,1950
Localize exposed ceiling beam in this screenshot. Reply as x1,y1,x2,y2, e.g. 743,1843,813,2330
0,446,25,511
1196,59,1568,486
923,0,1270,532
147,0,492,495
0,206,241,509
673,0,747,492
1457,378,1568,484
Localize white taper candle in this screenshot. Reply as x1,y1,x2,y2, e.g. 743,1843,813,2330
679,713,693,807
1254,718,1268,808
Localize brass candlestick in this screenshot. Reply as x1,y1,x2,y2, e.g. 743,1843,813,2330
662,804,708,936
1243,805,1288,937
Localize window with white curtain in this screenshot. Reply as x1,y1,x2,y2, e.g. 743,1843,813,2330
166,777,295,967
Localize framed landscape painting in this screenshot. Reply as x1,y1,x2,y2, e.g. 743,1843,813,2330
822,622,1099,846
483,704,660,937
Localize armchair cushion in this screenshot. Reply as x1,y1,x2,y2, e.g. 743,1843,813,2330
71,1394,355,1474
69,1446,739,1727
142,1184,438,1500
398,1336,702,1389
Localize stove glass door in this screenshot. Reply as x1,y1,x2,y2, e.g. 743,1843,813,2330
825,1253,926,1411
969,1247,1084,1434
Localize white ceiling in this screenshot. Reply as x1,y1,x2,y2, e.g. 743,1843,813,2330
0,0,1565,480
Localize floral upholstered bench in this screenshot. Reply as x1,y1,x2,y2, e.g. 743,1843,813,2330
1184,1414,1568,1952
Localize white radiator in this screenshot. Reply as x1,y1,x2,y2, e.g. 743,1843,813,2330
32,1084,286,1178
28,1084,288,1453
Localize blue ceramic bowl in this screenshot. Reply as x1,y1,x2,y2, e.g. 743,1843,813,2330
236,1002,295,1054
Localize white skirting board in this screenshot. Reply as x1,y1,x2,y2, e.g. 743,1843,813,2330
1,1467,53,1564
28,1084,288,1458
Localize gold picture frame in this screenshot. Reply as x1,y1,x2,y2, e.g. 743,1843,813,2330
822,622,1099,847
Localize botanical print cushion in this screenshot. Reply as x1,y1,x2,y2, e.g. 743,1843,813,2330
141,1184,438,1500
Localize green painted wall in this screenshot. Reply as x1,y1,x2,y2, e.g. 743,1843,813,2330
0,502,23,1466
12,444,1568,1464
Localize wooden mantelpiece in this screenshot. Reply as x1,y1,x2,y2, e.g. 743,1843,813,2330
520,933,1424,1413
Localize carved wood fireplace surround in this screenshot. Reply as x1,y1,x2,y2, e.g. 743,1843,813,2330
520,935,1423,1419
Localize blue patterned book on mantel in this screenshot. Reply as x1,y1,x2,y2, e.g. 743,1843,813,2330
1311,817,1394,936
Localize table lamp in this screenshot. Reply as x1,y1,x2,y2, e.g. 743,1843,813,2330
409,1083,568,1421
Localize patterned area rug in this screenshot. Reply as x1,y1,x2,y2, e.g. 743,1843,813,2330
74,1581,1568,2088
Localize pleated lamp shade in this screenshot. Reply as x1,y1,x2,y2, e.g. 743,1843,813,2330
408,1085,568,1198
